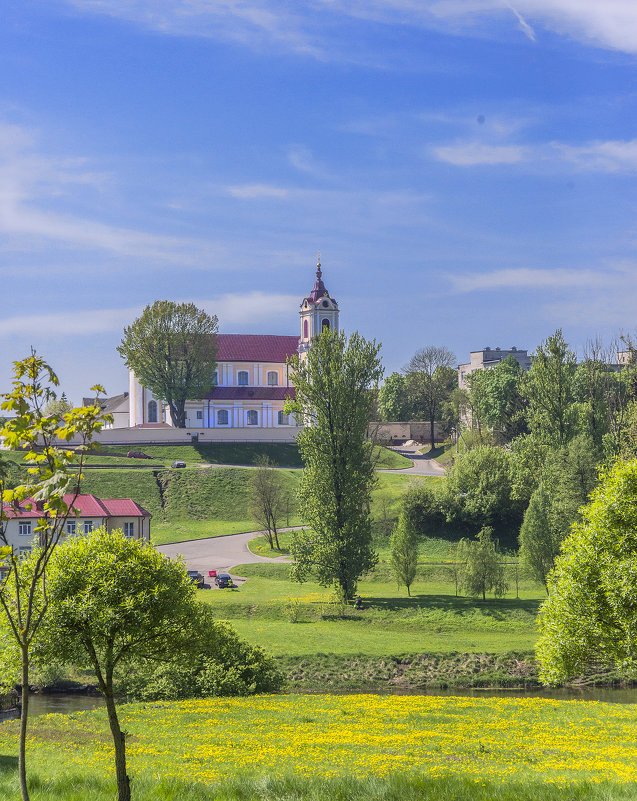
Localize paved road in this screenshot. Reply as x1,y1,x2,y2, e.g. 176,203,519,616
157,528,294,585
378,444,446,477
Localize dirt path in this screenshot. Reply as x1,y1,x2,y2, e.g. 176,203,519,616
377,444,446,477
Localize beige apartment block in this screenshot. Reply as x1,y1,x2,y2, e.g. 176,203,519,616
458,346,532,389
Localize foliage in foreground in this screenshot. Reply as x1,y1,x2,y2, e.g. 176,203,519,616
1,772,636,801
537,458,637,685
119,604,283,701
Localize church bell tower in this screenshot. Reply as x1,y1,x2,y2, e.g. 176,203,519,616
298,256,339,358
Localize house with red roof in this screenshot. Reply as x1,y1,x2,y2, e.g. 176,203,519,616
126,260,339,433
2,494,151,557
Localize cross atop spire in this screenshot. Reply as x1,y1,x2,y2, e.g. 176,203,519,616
308,253,329,303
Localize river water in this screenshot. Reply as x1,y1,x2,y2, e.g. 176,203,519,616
9,685,636,719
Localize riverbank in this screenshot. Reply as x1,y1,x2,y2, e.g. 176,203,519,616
276,651,636,694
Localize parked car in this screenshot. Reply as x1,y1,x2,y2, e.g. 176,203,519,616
186,570,204,588
215,573,233,588
171,461,186,468
127,451,152,459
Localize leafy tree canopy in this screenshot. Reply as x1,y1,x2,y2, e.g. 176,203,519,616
117,300,218,428
377,372,410,422
537,459,637,684
404,346,456,449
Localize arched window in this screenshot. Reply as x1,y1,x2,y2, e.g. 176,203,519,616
277,411,290,426
267,371,278,386
303,320,309,339
246,410,258,426
322,318,330,331
238,370,249,386
217,409,229,426
147,399,158,423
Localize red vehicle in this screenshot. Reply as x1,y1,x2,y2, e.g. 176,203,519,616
127,451,152,459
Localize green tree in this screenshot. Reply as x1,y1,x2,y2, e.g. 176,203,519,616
536,459,637,685
377,372,410,421
459,527,507,601
42,391,73,418
117,300,218,428
248,455,286,550
285,330,383,600
42,529,197,801
522,329,577,447
519,434,599,592
0,353,106,801
443,445,522,537
390,514,418,596
468,356,527,443
404,346,456,450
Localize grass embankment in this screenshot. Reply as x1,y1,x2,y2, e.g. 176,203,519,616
82,467,428,545
86,442,410,470
1,695,636,800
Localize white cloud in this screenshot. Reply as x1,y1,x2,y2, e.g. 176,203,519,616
555,138,637,172
226,183,289,199
433,142,527,166
0,292,300,338
450,267,612,292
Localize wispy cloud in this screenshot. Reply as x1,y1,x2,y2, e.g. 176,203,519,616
226,183,289,199
0,121,217,264
449,265,629,292
433,142,528,166
59,0,637,56
555,138,637,172
0,292,300,338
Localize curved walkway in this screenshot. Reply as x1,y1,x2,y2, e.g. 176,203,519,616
157,528,294,585
377,444,446,477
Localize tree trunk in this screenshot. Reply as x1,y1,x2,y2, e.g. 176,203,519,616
273,524,280,551
429,416,435,450
19,645,30,801
103,684,131,801
169,400,187,428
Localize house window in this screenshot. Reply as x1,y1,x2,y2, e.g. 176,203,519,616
212,371,218,386
267,371,278,386
147,399,158,423
246,410,258,426
277,411,290,426
83,521,93,534
217,409,229,426
124,522,135,539
196,410,203,420
18,522,32,537
237,370,249,386
66,520,76,535
303,320,309,339
18,547,31,557
322,318,330,331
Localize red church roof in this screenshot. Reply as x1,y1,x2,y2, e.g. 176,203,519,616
216,334,299,363
2,494,151,519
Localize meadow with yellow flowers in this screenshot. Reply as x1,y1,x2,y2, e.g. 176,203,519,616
0,693,636,800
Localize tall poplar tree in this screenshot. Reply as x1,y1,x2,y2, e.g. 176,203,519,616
285,330,383,600
117,301,218,428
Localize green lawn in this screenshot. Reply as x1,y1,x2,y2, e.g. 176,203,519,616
0,695,635,800
200,559,544,657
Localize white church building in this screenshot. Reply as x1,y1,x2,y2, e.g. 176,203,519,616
118,261,339,441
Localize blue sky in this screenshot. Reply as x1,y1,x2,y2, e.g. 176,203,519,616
1,1,636,402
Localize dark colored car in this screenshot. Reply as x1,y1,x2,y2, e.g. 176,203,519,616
187,570,204,588
127,451,152,459
171,461,187,468
215,573,233,588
